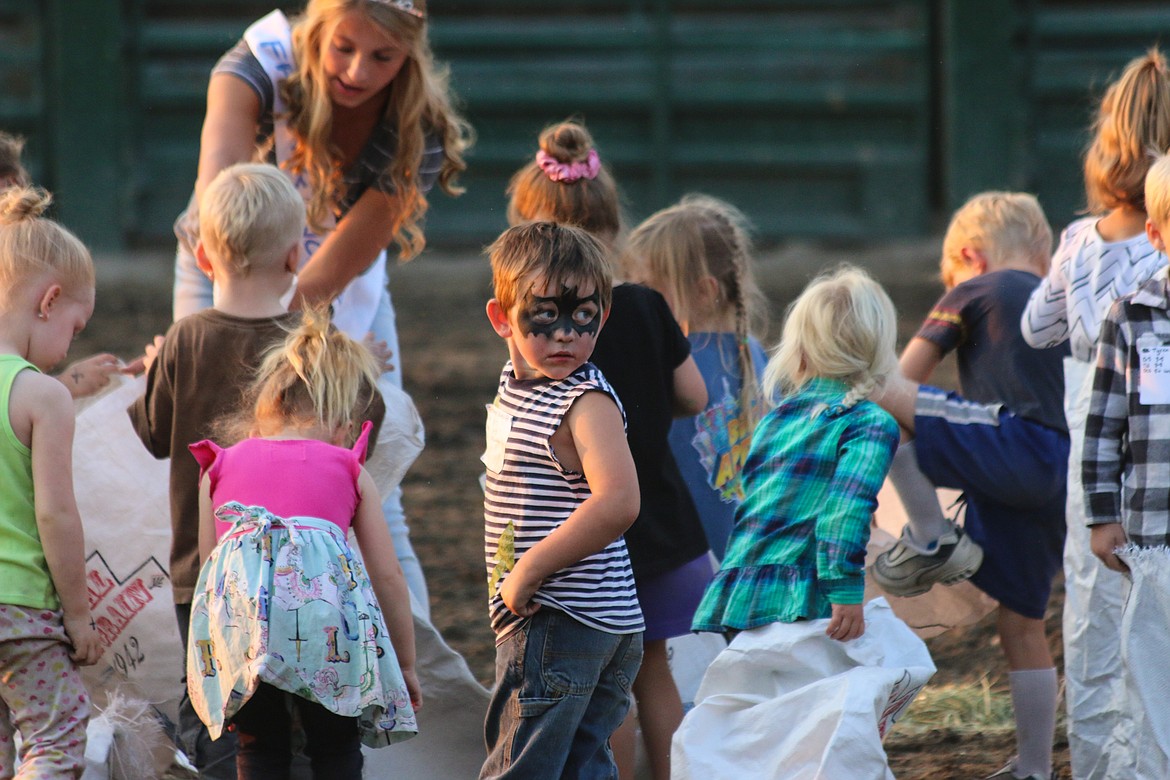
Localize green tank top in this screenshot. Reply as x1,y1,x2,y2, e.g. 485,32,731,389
0,355,58,609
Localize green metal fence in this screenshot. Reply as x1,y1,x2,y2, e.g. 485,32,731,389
10,1,1170,250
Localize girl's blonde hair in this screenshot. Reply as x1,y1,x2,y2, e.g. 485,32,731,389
507,120,623,248
1084,48,1170,214
0,187,93,311
0,132,30,189
939,191,1052,288
624,193,768,423
242,308,381,445
762,265,897,409
283,0,473,259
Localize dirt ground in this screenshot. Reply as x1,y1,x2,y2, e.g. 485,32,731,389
80,240,1071,779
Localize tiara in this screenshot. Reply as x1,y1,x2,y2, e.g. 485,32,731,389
372,0,425,18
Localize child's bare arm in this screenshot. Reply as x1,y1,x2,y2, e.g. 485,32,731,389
352,469,421,709
56,353,121,399
26,376,103,665
500,391,640,617
197,475,216,563
898,337,943,385
672,355,708,417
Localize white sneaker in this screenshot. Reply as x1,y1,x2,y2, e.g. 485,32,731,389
871,525,983,597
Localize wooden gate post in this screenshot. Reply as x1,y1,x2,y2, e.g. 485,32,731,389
940,0,1027,210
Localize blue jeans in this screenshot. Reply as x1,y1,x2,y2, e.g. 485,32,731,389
481,609,643,780
173,246,431,616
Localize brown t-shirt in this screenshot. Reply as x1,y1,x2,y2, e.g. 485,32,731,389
127,309,385,603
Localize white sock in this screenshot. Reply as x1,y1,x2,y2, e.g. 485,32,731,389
1010,667,1057,778
887,442,950,553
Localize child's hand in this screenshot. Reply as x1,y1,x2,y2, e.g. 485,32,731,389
401,666,423,711
63,613,104,666
57,354,122,399
500,569,542,618
827,603,864,642
126,335,166,376
1090,522,1130,573
361,332,394,374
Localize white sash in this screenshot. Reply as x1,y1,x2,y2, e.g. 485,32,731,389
244,10,386,339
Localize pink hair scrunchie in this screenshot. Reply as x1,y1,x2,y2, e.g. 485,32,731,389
536,148,601,183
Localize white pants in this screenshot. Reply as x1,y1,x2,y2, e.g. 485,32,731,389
172,243,431,616
1062,357,1131,779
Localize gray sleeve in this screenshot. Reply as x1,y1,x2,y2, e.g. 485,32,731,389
372,129,445,196
211,39,275,119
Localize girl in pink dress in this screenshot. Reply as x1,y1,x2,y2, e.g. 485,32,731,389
187,310,420,779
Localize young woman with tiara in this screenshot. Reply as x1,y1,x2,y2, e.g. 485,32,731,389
1021,48,1170,779
622,194,770,561
174,0,474,611
507,119,710,780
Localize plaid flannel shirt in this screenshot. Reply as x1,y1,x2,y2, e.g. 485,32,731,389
1084,271,1170,544
692,378,899,631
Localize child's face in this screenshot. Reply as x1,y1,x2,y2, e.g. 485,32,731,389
490,274,605,381
29,285,94,372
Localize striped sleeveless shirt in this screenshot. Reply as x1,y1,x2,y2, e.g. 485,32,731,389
483,361,644,640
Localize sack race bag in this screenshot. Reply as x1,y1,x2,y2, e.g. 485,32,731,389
75,376,184,725
671,599,934,780
1113,545,1170,779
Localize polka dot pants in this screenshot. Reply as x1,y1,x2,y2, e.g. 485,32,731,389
0,605,89,779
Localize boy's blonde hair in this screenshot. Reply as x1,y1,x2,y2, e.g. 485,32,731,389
0,132,30,189
285,0,473,259
1084,48,1170,214
245,307,381,444
199,163,305,276
624,193,768,422
507,120,623,248
489,221,613,315
0,187,93,312
1145,153,1170,229
762,265,897,409
940,191,1052,288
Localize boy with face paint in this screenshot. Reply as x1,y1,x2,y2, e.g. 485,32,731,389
481,221,644,780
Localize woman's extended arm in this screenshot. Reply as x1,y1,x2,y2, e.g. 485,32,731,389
194,74,263,205
292,187,407,309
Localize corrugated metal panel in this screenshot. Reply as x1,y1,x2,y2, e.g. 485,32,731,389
0,0,47,181
1027,2,1170,227
429,1,933,243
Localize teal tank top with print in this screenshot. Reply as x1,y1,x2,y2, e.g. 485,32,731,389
0,355,58,609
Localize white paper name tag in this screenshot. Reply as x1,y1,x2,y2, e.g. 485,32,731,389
1138,334,1170,404
482,404,512,474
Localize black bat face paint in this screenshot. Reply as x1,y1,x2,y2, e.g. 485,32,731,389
517,284,602,339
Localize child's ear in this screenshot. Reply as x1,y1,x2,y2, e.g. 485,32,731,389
959,247,988,274
486,299,513,338
195,242,214,281
37,283,62,319
284,245,299,275
1148,219,1166,253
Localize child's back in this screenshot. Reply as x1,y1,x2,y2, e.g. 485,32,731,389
921,268,1066,430
130,309,301,600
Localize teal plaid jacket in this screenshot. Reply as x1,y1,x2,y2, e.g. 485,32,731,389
692,377,899,632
